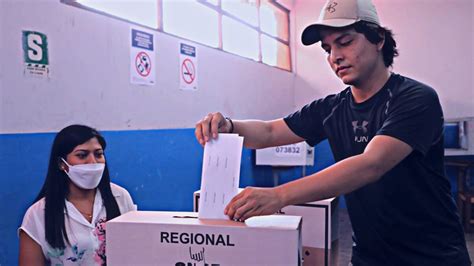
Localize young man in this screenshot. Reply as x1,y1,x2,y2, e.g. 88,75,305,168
195,0,471,265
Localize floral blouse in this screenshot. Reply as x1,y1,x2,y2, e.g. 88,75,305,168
19,183,136,265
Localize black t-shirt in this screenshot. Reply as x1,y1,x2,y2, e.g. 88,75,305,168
284,74,470,266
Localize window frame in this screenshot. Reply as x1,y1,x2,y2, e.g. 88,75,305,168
61,0,292,72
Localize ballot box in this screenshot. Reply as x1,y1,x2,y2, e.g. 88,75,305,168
194,190,339,266
107,211,302,266
281,199,339,266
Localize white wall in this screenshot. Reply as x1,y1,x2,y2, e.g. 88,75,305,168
1,0,472,134
293,0,474,119
0,0,295,133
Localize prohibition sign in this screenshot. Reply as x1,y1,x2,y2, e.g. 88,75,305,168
181,58,195,84
135,51,151,77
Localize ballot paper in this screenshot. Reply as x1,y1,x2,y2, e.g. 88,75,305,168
198,134,244,219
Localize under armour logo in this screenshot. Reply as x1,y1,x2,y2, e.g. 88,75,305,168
352,120,369,134
326,1,338,13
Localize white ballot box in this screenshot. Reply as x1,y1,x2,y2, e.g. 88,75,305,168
194,190,339,266
107,211,302,266
281,199,339,266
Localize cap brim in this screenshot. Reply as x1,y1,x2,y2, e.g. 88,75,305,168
301,19,358,46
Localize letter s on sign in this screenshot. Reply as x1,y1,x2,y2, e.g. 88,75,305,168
27,33,43,62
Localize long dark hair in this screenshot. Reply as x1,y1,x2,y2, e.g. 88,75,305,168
35,124,121,249
353,21,399,67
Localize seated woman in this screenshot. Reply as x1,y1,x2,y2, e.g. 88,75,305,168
19,124,136,266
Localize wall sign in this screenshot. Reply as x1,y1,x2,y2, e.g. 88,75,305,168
22,30,49,78
179,43,198,91
130,28,155,86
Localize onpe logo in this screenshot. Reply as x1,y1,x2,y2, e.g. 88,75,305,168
175,247,220,266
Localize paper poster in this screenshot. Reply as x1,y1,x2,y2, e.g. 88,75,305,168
22,30,49,78
130,28,155,86
179,42,198,91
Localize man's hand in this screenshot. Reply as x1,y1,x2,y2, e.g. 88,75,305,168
224,187,285,221
195,112,232,146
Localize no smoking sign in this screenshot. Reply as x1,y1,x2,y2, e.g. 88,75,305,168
181,58,195,84
179,43,198,91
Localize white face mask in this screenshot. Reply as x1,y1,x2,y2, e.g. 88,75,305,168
61,158,105,189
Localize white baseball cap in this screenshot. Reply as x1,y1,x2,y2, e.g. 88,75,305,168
301,0,381,45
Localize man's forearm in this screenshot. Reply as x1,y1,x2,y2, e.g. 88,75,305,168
276,135,413,206
232,119,303,149
232,120,275,149
276,153,382,206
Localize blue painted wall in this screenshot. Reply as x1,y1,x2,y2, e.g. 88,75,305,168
0,128,334,265
1,128,468,265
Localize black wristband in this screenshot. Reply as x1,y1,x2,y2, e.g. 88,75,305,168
225,117,234,133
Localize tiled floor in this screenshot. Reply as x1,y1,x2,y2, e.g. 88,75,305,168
336,209,474,266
